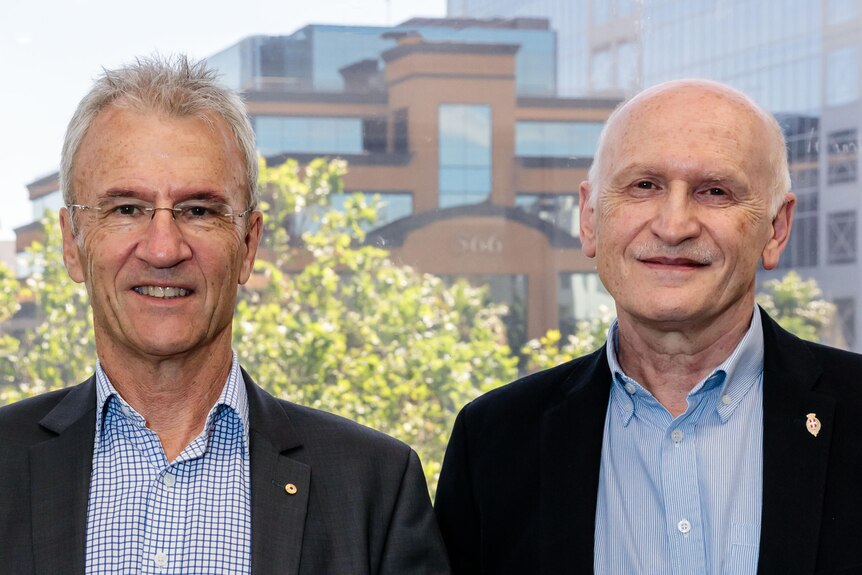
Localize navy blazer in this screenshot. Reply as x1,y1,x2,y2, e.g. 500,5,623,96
0,369,450,574
435,308,862,574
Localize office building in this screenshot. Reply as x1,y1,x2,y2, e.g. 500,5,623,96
18,18,620,349
449,0,862,351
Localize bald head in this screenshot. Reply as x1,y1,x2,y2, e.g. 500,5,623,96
587,79,791,217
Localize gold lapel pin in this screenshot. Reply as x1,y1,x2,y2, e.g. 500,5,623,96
806,413,821,437
284,483,298,495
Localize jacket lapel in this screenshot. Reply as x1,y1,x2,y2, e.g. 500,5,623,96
245,372,310,575
30,378,96,575
758,310,834,573
539,348,611,574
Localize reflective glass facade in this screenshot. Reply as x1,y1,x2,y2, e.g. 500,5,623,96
558,272,614,336
290,192,413,237
515,121,603,159
642,0,823,114
208,21,556,96
31,189,63,221
515,193,579,237
448,0,589,96
438,104,493,208
255,116,363,156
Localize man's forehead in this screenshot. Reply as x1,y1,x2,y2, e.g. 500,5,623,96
611,82,769,139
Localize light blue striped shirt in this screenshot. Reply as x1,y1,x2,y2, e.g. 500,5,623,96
85,353,251,574
595,309,764,575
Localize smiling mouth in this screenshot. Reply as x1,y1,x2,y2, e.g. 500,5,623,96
642,257,709,267
133,286,192,298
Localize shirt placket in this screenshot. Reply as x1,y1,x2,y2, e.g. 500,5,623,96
659,392,714,575
138,425,186,575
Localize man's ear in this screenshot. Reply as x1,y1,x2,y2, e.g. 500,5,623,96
238,210,263,285
59,208,86,283
579,180,597,258
761,193,796,270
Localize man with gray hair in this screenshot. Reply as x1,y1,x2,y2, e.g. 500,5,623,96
435,79,862,573
0,56,449,575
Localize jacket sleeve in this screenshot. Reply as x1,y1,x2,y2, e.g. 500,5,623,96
434,409,481,574
379,448,452,575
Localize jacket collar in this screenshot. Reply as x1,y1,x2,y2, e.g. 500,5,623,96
537,308,834,573
30,370,313,575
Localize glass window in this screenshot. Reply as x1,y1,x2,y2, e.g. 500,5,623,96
255,116,363,156
438,104,492,208
515,121,604,159
592,0,611,25
591,48,613,91
617,42,638,93
289,192,413,238
616,0,636,18
393,109,409,154
515,194,580,237
834,297,856,348
442,273,528,355
828,0,860,25
31,189,64,220
828,129,859,184
778,191,819,269
827,47,860,106
828,210,857,264
558,272,615,336
782,115,820,164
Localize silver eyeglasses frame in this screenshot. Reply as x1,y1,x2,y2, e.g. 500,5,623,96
66,200,253,234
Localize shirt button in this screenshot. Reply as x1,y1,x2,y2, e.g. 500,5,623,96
120,405,133,418
163,473,176,488
677,519,691,535
624,382,636,395
153,551,168,567
722,394,732,405
671,429,684,444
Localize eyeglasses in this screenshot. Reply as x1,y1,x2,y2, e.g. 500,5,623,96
67,198,252,235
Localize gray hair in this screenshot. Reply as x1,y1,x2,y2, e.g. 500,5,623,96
60,54,258,210
587,79,791,218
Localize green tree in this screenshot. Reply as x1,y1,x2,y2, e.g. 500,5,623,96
1,211,94,405
0,263,21,388
756,270,836,343
521,305,614,373
522,270,839,375
235,159,518,486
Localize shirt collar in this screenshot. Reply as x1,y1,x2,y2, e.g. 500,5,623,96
94,351,250,445
605,306,764,425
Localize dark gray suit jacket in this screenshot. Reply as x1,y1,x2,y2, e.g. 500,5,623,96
0,369,450,574
436,308,862,574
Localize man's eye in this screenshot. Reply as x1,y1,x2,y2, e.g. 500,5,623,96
111,204,145,217
635,181,655,189
180,204,222,219
706,187,726,195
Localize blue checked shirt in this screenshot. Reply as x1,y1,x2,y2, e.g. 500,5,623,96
85,353,251,574
594,308,764,575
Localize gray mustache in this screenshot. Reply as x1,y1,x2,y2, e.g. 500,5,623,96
630,241,717,264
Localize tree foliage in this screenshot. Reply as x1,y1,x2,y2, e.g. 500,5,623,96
0,160,841,491
521,305,614,373
0,211,95,405
755,270,836,343
236,159,517,485
0,263,21,388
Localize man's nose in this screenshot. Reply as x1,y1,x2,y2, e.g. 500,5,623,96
650,184,701,245
134,208,193,267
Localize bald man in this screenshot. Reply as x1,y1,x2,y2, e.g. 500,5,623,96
434,79,862,574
